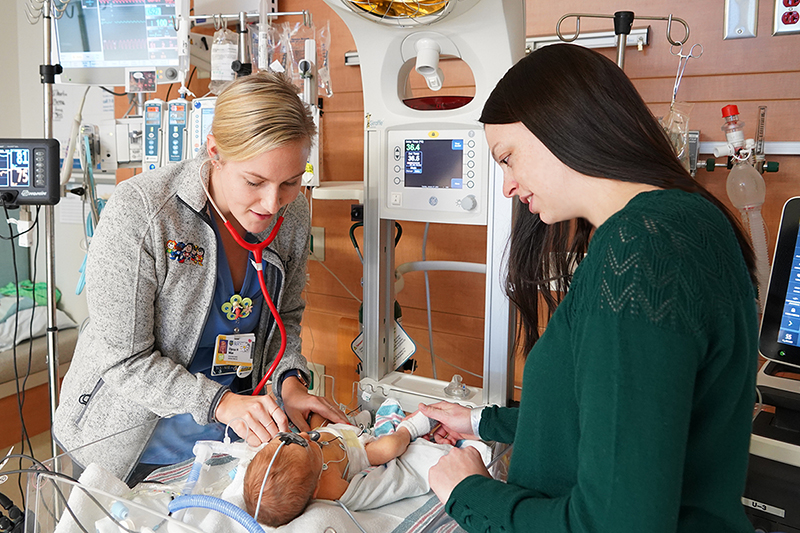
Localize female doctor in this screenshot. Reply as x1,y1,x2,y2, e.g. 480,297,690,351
420,44,758,532
53,72,346,483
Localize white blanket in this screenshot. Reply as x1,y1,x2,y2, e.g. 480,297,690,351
57,438,490,532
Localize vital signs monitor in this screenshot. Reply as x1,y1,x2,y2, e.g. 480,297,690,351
53,0,180,86
0,139,60,206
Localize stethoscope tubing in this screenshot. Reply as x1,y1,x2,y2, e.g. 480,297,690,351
221,216,287,397
252,233,286,396
199,159,289,397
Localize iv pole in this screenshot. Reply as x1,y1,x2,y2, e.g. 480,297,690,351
556,11,690,70
37,0,62,461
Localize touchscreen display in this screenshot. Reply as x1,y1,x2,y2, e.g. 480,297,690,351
404,139,463,189
778,222,800,347
0,148,31,188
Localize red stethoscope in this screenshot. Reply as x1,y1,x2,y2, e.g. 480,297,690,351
201,160,287,396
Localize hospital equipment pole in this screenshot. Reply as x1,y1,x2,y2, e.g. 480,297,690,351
40,0,61,462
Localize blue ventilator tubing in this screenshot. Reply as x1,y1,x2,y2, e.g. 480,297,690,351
182,460,204,495
168,495,264,533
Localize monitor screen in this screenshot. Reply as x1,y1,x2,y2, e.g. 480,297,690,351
54,0,179,86
760,197,800,366
0,149,32,189
404,138,464,189
0,139,60,206
199,107,214,138
774,222,800,347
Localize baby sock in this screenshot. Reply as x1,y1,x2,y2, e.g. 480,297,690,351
397,412,433,440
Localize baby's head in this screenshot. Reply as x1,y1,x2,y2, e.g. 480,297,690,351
242,432,324,527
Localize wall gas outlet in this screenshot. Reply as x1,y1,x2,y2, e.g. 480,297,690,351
307,362,325,396
774,0,800,34
724,0,759,39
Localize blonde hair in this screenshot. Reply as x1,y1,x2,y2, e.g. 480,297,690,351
243,441,320,527
211,72,316,162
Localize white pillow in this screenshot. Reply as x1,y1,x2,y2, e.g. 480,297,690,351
0,306,77,352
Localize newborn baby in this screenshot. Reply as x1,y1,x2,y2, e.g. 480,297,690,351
242,411,433,526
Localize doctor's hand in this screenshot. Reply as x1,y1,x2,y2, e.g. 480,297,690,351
419,402,476,445
281,376,348,432
214,391,288,446
429,446,490,504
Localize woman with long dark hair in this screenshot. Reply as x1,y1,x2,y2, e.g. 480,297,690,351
420,44,758,532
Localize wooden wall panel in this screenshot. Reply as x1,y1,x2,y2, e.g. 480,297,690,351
281,0,799,402
112,0,799,407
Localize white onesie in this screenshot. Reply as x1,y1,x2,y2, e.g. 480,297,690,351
317,423,376,481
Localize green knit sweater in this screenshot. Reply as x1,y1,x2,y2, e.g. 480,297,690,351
447,190,758,533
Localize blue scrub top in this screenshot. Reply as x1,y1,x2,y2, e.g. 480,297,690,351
141,215,266,465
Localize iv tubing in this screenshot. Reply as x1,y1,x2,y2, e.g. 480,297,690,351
168,495,263,533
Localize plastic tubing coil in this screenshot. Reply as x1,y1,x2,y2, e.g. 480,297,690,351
168,495,264,533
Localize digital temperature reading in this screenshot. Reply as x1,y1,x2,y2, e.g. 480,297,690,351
404,138,463,189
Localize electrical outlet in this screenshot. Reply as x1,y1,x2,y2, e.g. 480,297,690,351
309,226,325,261
774,0,800,34
307,362,325,396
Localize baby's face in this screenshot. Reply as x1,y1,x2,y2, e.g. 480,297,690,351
299,432,325,477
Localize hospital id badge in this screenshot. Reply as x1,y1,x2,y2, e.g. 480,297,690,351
212,334,255,377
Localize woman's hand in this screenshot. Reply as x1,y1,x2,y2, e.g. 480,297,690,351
281,376,349,431
429,446,490,503
419,402,476,445
214,391,288,446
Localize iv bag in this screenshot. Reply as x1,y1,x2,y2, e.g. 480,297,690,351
317,21,334,98
661,101,694,172
209,27,238,95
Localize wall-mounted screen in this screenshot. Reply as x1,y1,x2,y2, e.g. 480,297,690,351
54,0,180,86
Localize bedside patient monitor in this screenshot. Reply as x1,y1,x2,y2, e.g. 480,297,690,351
745,196,800,532
0,139,60,207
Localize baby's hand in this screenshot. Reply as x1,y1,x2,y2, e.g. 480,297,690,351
397,411,434,440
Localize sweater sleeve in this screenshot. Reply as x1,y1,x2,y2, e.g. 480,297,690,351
478,405,519,444
446,316,700,532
